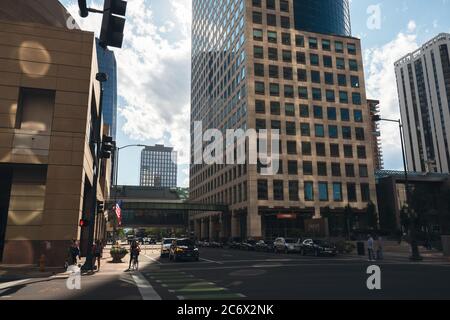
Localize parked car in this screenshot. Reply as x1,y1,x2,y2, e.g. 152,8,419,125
210,241,223,248
169,238,200,262
255,240,275,252
160,238,176,257
240,239,257,251
229,238,242,249
301,239,337,257
274,238,302,254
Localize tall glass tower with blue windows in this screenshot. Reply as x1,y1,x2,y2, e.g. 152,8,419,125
96,39,118,140
293,0,351,36
190,0,376,242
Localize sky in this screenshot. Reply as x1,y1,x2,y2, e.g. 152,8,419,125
60,0,450,187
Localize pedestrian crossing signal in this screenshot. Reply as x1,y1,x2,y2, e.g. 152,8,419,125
79,219,89,227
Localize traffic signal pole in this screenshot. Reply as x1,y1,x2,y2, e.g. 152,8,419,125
82,73,107,271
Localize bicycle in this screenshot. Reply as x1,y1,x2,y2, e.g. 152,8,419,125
130,254,139,271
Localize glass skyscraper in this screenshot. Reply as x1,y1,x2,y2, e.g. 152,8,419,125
190,0,377,241
96,39,118,140
140,145,178,188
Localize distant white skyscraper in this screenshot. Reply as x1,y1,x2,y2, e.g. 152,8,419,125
395,33,450,173
140,145,177,188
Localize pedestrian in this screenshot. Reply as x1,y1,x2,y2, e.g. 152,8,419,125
367,235,375,262
376,236,384,260
68,239,80,267
128,240,141,271
92,240,104,272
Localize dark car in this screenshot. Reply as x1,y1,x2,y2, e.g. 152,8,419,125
240,239,257,251
169,238,200,262
229,238,242,249
301,239,337,257
255,240,275,252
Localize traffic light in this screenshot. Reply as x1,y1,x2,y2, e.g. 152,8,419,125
101,135,114,159
78,0,89,18
97,201,105,213
100,0,128,48
79,219,89,227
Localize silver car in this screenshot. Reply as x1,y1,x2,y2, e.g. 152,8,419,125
274,237,302,254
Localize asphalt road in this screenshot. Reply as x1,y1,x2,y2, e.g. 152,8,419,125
1,246,450,300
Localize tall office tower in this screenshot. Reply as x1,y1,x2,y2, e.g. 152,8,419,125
96,39,118,140
140,145,177,188
368,100,384,170
190,0,377,241
395,33,450,174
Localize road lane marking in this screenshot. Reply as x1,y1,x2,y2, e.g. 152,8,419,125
131,272,161,300
144,254,162,265
200,258,223,264
0,279,32,291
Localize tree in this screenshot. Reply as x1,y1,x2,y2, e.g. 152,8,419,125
366,201,378,230
343,205,354,239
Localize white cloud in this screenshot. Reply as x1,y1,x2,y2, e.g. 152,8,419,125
66,0,192,167
364,29,419,170
407,20,417,33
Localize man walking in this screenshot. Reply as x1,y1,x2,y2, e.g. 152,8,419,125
367,235,375,262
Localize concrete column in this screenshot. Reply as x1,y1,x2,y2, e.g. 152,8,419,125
209,216,214,241
231,213,240,238
247,206,262,239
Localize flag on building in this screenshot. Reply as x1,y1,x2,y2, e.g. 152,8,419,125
115,201,122,226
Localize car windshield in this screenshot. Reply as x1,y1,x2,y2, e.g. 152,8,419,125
177,239,194,246
285,239,296,243
163,239,175,244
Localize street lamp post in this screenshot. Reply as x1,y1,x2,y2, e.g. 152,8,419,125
111,144,148,239
373,116,423,261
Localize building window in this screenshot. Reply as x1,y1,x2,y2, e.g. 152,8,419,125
254,63,264,77
313,105,323,119
296,51,306,64
317,162,327,176
344,145,353,158
298,86,308,99
282,50,292,62
351,76,360,88
357,146,367,159
304,182,314,201
299,104,309,117
287,141,297,154
254,46,264,59
284,85,294,98
300,123,310,136
309,37,318,49
269,65,279,78
335,41,344,53
311,70,321,84
258,180,268,200
288,161,298,175
312,88,322,101
338,74,347,86
280,0,289,12
285,103,295,117
310,54,319,66
361,183,371,202
280,16,290,29
253,0,262,7
268,31,278,43
270,83,280,96
270,101,281,115
301,142,311,156
266,0,276,10
253,29,263,41
323,55,333,68
326,90,335,102
286,121,296,135
341,108,350,121
347,183,357,202
315,124,325,137
327,107,337,120
342,126,352,139
345,164,355,177
289,181,299,201
349,59,358,71
268,47,278,60
354,110,363,122
255,81,265,95
330,144,340,157
253,11,262,24
16,88,55,132
322,39,331,51
356,127,365,141
267,13,277,26
352,92,362,105
348,43,357,55
329,125,338,138
273,180,284,201
255,100,266,114
319,182,329,201
331,163,341,177
325,72,334,85
339,91,349,104
359,165,369,178
295,35,305,47
333,183,343,201
303,161,313,175
298,69,307,81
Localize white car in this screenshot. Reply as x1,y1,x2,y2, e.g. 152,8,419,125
274,237,302,254
160,238,176,257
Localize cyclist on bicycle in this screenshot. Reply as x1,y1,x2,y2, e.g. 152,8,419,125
128,240,141,271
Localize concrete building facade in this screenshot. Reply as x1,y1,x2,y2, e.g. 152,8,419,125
189,0,378,241
395,33,450,174
0,1,111,265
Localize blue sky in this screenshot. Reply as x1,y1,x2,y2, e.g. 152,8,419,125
61,0,450,187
